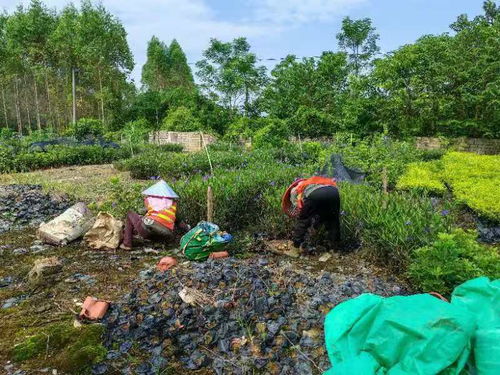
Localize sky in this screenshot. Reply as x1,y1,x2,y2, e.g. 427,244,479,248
0,0,486,84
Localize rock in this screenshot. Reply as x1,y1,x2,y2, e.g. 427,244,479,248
64,273,96,285
100,254,407,374
12,248,28,256
91,364,108,375
119,341,132,353
318,253,332,262
28,257,62,283
30,244,50,254
0,276,14,288
2,295,26,309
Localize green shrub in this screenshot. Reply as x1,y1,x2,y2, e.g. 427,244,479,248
0,145,132,173
396,161,446,194
397,152,500,221
253,118,290,149
319,134,424,188
340,183,453,268
408,229,500,295
12,323,106,374
162,106,202,132
287,106,337,138
116,144,322,181
224,117,266,142
122,119,152,145
69,118,104,140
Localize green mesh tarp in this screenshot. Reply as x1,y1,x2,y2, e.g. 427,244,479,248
324,277,500,375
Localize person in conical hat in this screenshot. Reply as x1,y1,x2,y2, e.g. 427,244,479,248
120,180,189,250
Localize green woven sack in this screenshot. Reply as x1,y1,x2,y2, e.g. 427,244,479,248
180,221,227,261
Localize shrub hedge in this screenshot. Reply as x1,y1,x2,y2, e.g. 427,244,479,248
0,145,132,173
116,143,322,180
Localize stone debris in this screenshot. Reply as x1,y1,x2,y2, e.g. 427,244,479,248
99,257,406,374
0,185,71,234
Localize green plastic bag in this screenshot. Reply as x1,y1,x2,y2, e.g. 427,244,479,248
323,293,475,375
324,277,500,375
180,221,230,261
451,277,500,375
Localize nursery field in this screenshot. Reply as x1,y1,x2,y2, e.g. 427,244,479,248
1,136,499,374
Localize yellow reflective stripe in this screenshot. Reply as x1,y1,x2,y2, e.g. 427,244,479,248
164,209,176,216
156,214,174,222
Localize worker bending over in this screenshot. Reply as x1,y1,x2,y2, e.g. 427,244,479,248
120,180,187,250
283,176,341,252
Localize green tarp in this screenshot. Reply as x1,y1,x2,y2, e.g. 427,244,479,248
324,277,500,375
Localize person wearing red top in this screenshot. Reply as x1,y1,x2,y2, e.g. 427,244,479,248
283,176,341,251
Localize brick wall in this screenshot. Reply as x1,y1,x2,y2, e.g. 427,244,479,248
416,137,500,155
149,131,217,152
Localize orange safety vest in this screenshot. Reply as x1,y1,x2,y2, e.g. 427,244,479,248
294,176,337,210
145,201,177,231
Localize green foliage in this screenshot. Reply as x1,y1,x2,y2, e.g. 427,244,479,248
442,152,500,221
319,134,424,188
0,145,131,173
69,118,104,140
161,106,202,132
262,53,349,126
336,16,380,75
373,3,500,138
196,37,267,114
93,176,144,217
253,118,290,149
171,164,309,233
141,37,193,92
122,118,152,145
12,322,107,374
340,183,453,268
396,161,446,194
287,106,337,138
224,116,267,141
397,152,500,221
408,229,500,295
117,148,271,180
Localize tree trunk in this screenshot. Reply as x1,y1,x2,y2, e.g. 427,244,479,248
98,68,105,125
45,70,53,130
1,85,8,127
72,68,77,125
33,73,41,130
23,75,32,133
14,78,22,135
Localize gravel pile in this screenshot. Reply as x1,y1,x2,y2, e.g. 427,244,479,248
100,257,406,375
0,185,71,234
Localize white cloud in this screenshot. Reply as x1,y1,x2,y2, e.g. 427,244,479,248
253,0,367,24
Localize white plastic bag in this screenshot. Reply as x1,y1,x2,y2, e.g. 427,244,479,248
38,202,95,245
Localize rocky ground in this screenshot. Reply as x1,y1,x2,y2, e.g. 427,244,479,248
0,184,408,375
0,185,72,235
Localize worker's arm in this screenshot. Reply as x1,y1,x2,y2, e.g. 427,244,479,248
292,199,314,247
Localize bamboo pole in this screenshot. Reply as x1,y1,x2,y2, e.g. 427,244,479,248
207,186,214,222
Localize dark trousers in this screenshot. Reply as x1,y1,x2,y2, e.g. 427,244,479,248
293,186,341,247
122,211,152,248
